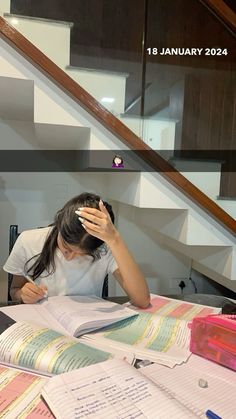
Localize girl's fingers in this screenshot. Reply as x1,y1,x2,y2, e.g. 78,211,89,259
75,210,107,225
75,207,106,219
24,283,45,296
99,200,109,215
82,220,102,232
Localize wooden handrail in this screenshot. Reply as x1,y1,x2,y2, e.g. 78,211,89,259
0,17,235,235
199,0,236,33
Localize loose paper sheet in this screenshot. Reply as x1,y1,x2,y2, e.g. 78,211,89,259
140,354,236,418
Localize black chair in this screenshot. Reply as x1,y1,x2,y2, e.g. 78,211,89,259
102,274,108,298
8,225,20,301
8,225,109,299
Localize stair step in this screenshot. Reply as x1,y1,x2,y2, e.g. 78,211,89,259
0,120,90,150
66,66,128,115
159,234,233,280
4,13,73,28
170,158,222,199
216,199,236,219
0,76,34,121
0,1,10,16
120,115,176,150
135,208,188,242
66,65,129,78
4,13,72,69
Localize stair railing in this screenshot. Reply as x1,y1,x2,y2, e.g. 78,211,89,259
0,16,235,235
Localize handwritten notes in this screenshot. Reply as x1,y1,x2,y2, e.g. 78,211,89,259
42,359,197,419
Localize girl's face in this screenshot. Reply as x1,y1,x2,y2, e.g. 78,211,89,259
57,233,87,261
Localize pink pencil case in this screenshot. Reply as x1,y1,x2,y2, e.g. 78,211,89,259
190,314,236,371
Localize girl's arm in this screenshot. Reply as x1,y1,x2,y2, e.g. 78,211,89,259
75,201,150,308
109,233,150,308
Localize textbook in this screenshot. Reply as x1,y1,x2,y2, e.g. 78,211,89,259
38,295,138,337
1,295,137,338
41,358,198,419
80,295,221,367
36,296,137,337
0,364,53,418
0,320,129,377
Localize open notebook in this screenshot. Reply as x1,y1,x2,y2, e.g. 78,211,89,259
41,358,198,419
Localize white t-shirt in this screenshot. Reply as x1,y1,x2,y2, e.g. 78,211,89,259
3,227,118,297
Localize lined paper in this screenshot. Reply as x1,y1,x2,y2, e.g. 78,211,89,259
42,359,198,419
140,354,236,419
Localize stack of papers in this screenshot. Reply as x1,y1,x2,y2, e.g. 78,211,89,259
80,295,220,367
139,354,236,418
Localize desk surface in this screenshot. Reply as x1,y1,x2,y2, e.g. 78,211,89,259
0,294,236,313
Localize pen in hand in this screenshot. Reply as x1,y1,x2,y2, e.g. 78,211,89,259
25,275,48,300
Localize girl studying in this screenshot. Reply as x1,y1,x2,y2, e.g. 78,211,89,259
3,192,150,308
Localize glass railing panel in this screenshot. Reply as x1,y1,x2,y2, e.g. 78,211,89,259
143,0,236,219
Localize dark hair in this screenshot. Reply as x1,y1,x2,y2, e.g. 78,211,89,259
25,192,115,280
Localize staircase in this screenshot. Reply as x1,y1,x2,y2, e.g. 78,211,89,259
0,12,235,298
2,9,236,218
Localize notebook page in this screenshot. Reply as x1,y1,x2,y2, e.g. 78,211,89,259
140,354,236,419
42,359,198,419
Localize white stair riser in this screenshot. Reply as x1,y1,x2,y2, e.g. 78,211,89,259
4,15,71,69
0,120,90,150
192,261,236,292
217,200,236,220
0,76,34,121
0,1,10,16
180,171,221,200
120,116,176,150
159,235,233,279
134,208,188,242
67,69,127,115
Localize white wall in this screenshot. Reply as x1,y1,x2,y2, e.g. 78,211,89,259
0,172,109,266
108,202,193,297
